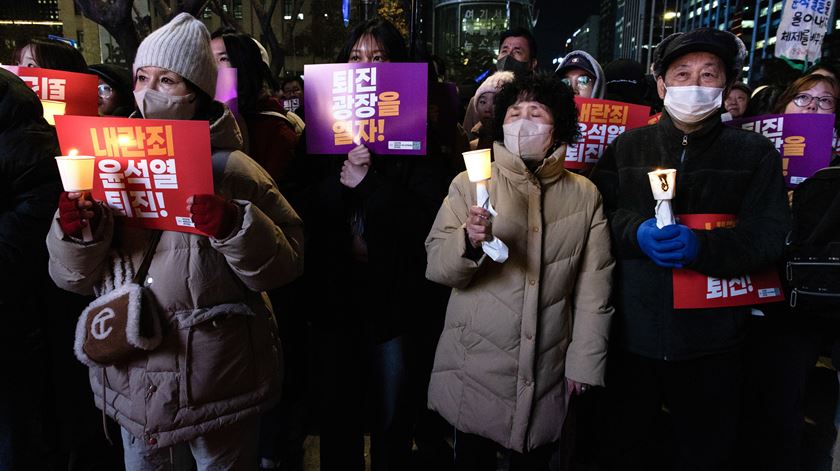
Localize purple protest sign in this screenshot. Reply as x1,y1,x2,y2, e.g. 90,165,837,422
304,62,428,155
726,113,834,188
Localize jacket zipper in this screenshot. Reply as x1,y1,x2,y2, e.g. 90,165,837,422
786,261,840,280
663,135,690,362
790,288,840,307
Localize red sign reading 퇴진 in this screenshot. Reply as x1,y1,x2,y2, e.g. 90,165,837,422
672,214,785,309
54,115,214,235
2,66,98,124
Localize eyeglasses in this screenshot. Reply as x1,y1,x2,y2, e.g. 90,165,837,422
792,93,837,110
561,75,593,89
97,83,113,99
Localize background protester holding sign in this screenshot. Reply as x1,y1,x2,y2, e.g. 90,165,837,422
46,13,303,470
296,18,451,471
590,28,790,470
13,38,88,73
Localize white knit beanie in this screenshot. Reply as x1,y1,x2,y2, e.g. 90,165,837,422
474,71,515,103
133,13,217,98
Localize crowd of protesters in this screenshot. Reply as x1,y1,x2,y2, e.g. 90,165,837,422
1,10,840,471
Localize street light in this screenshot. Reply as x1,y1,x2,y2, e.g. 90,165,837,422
663,11,678,20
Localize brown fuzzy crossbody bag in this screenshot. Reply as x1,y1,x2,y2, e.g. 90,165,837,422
74,231,163,367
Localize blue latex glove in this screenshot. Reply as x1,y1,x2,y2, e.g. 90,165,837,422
636,218,685,268
671,224,699,266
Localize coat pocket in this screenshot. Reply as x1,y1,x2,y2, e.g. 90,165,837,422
182,305,257,406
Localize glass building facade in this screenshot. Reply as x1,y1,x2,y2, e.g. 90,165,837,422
433,0,535,84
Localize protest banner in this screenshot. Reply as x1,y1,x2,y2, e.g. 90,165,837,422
2,66,98,124
304,62,428,155
727,113,834,187
775,0,835,63
647,112,662,125
566,97,650,170
672,214,785,309
54,115,214,235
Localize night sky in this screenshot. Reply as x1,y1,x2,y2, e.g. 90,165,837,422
533,1,601,72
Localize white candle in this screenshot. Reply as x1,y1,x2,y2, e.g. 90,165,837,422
647,168,677,228
55,151,94,192
463,148,492,183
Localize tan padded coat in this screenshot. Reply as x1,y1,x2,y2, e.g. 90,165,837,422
425,142,614,452
46,108,304,448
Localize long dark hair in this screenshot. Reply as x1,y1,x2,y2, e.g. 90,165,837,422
336,18,407,63
211,30,279,114
13,38,88,73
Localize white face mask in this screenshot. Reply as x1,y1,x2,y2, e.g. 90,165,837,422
503,118,554,165
133,88,198,120
663,85,724,124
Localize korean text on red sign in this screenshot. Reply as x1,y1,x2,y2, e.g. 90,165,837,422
53,115,214,235
672,214,785,309
304,62,428,155
1,66,98,124
566,97,650,171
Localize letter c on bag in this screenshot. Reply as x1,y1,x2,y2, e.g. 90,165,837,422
91,308,115,340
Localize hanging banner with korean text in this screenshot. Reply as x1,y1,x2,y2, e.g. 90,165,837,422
672,214,785,309
726,113,834,188
775,0,835,62
53,115,213,235
566,97,651,170
2,66,98,124
304,62,428,155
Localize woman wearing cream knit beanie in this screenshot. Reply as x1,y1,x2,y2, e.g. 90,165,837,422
50,12,303,471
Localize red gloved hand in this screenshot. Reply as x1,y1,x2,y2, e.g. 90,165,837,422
58,192,98,238
187,194,239,239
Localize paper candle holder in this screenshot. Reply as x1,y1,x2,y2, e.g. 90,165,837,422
463,148,492,183
647,168,676,201
55,154,95,192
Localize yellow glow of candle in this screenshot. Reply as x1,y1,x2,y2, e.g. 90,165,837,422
463,148,492,183
40,99,66,125
55,152,95,192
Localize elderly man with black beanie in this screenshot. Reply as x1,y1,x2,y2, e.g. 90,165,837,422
590,28,790,471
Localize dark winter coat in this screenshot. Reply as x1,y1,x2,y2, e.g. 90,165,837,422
590,111,790,361
298,148,450,341
0,68,62,314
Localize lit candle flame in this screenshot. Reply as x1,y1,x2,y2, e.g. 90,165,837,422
69,149,78,157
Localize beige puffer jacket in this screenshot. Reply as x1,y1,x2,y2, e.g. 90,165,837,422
425,142,614,452
46,107,304,448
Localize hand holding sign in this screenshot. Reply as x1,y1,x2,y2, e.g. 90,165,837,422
187,194,238,239
341,143,371,188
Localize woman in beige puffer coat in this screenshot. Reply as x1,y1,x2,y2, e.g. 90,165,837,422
47,14,303,470
425,74,614,469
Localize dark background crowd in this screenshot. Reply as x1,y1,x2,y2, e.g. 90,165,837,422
2,6,840,471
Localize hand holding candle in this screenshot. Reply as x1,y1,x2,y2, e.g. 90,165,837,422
461,149,508,263
647,168,676,228
55,149,96,241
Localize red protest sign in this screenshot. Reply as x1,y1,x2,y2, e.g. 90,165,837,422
54,115,214,235
566,97,651,170
647,112,662,125
672,214,785,309
2,66,98,124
